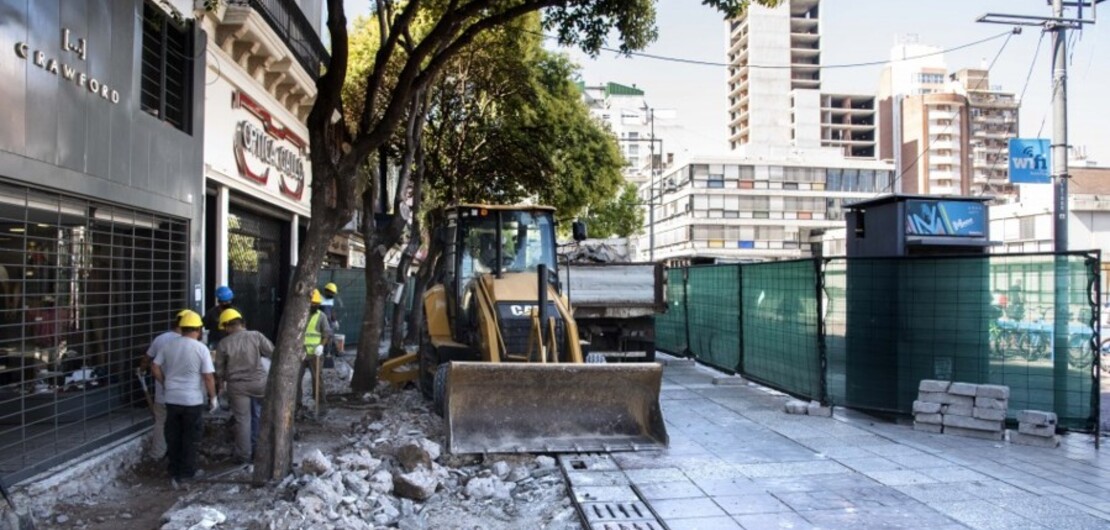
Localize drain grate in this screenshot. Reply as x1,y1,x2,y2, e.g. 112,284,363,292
581,501,655,524
592,522,665,530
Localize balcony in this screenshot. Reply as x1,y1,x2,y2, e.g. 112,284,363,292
249,0,329,77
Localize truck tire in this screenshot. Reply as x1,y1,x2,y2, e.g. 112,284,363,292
433,363,449,416
585,353,607,364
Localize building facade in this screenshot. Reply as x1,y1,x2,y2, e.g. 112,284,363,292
0,0,207,482
641,155,894,263
198,0,327,338
952,68,1020,196
581,82,659,185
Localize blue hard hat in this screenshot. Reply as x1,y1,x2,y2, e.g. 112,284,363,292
215,285,234,302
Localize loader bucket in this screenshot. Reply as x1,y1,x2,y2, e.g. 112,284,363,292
442,362,668,454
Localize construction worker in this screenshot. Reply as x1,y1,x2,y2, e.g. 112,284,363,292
297,289,332,414
203,285,237,349
141,309,189,460
151,310,218,485
215,308,272,464
320,282,343,355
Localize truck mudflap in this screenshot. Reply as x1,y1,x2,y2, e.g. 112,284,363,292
442,362,668,454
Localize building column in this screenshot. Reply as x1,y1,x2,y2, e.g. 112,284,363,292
290,214,299,267
216,184,230,287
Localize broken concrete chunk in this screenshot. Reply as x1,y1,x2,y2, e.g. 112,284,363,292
393,467,440,501
972,407,1007,422
918,380,951,393
465,476,514,500
507,465,531,482
914,413,943,425
807,401,832,417
160,506,228,530
369,470,394,495
974,397,1007,410
1012,432,1060,448
491,461,511,480
976,384,1010,399
300,448,333,476
912,400,942,414
535,456,557,469
941,404,973,417
942,414,1003,432
943,426,1004,441
784,400,809,415
947,382,978,396
1017,410,1057,427
917,392,974,407
396,442,434,472
1018,423,1056,437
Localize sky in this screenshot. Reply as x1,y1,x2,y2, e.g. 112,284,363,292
339,0,1108,164
553,0,1109,164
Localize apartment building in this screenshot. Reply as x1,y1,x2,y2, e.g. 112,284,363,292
952,68,1020,196
641,155,894,262
581,82,659,185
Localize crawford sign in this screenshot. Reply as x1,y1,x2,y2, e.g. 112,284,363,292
13,29,120,104
232,91,307,200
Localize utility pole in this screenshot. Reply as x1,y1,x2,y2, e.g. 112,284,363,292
648,105,656,262
978,0,1101,435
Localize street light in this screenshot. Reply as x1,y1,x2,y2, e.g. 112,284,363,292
616,134,663,262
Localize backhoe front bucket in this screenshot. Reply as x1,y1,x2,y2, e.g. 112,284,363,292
442,362,668,454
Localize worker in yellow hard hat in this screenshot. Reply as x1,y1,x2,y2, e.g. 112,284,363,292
141,309,193,461
320,282,343,356
215,308,272,464
298,289,332,416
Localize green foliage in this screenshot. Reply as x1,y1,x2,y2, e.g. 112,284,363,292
585,183,644,238
420,16,624,222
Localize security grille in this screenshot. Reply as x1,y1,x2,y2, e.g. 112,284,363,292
0,180,188,484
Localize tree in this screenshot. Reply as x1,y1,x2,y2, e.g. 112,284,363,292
586,182,643,238
254,0,781,484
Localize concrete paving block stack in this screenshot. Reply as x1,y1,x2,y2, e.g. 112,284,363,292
913,380,1009,440
1013,410,1060,448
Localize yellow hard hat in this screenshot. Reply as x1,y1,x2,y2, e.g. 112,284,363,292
324,282,338,295
311,289,323,304
178,310,203,329
219,308,244,330
173,309,191,327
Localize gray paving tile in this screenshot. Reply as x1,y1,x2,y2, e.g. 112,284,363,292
895,483,978,503
993,496,1091,524
859,469,939,486
665,516,744,530
734,460,850,478
712,493,792,515
565,470,629,487
650,497,729,519
638,480,706,500
1051,514,1110,529
732,512,817,530
771,490,856,511
625,467,690,485
921,466,992,483
931,501,1048,530
571,485,640,503
691,477,766,497
835,456,907,473
895,453,959,469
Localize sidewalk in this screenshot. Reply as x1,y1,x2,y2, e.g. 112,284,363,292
606,355,1110,530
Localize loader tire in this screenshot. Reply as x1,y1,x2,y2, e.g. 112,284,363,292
585,353,607,364
433,363,449,416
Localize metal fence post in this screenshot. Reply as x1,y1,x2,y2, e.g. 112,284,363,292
814,257,829,406
736,263,745,375
683,267,692,358
1088,251,1101,449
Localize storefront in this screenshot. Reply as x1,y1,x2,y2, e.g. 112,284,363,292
0,0,206,483
198,4,322,340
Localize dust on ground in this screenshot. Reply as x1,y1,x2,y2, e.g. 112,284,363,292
39,357,581,530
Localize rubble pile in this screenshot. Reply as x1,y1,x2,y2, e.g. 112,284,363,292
159,371,581,530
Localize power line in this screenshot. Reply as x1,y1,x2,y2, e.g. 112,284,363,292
540,30,1015,70
884,30,1017,193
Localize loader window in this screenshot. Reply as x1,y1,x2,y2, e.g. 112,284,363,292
458,210,556,288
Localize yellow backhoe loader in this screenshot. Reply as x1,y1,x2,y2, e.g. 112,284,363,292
420,204,668,454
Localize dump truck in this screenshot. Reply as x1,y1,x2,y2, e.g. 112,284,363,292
418,205,668,455
561,238,666,363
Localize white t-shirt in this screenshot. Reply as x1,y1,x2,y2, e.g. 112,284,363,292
154,335,215,406
146,330,178,404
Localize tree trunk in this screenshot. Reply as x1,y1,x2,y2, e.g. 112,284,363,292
388,225,421,356
405,238,441,345
252,204,342,484
351,244,390,392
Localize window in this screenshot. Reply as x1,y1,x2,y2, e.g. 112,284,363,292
141,2,193,133
1019,217,1035,240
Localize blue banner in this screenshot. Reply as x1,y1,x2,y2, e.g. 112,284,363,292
1009,138,1051,184
905,200,986,237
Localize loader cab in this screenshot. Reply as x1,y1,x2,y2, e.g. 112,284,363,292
442,206,559,339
